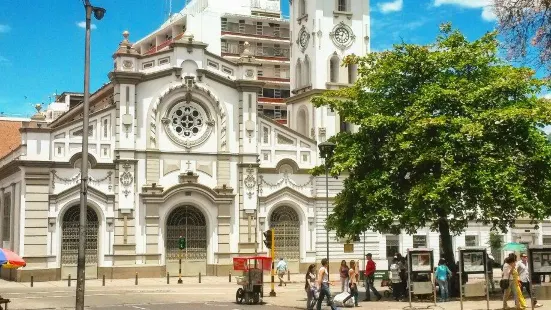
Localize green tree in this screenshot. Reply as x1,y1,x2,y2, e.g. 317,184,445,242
312,24,551,267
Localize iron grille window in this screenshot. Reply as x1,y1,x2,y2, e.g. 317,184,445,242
386,235,400,258
465,235,478,247
413,235,427,248
2,194,10,241
337,0,349,11
544,235,551,245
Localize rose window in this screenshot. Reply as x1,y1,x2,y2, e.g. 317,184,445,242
170,105,204,138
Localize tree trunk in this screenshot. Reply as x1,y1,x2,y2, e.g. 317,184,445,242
438,217,460,297
438,217,456,268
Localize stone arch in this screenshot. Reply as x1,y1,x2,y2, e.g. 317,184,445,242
68,152,98,169
297,106,309,137
275,158,300,174
59,204,100,279
164,204,208,276
181,59,199,77
146,82,229,151
269,205,301,260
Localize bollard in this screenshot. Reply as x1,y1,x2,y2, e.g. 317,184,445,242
229,271,231,282
135,272,138,285
287,270,290,281
30,275,34,288
167,272,170,284
102,274,105,286
68,274,71,287
199,272,201,283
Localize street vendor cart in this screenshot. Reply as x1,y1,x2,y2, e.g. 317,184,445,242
233,256,272,305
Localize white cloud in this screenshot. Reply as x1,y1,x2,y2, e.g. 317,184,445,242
378,0,403,14
0,24,10,33
76,21,97,30
434,0,496,21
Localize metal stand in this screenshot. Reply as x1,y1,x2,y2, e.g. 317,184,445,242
407,251,413,309
459,259,463,310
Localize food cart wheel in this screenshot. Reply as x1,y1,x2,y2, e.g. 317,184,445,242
253,292,260,304
383,290,391,298
236,288,245,304
246,292,254,305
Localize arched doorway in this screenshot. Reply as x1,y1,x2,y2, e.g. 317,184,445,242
165,205,207,276
270,206,300,270
61,205,99,279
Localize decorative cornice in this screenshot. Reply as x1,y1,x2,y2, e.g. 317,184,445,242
235,80,265,92
285,88,326,105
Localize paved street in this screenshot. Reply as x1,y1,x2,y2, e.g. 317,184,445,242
0,276,548,309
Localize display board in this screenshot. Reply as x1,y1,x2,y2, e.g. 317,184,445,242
459,247,487,274
529,246,551,274
407,248,434,273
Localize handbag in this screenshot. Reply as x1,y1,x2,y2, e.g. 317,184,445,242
500,270,512,290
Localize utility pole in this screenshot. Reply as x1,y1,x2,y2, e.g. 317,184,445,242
76,2,105,309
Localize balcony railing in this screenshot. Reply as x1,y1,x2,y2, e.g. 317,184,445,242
222,43,290,59
222,22,290,39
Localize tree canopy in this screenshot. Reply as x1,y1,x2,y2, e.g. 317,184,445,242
312,24,551,264
494,0,551,73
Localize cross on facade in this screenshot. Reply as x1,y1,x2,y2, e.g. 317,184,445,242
186,160,192,171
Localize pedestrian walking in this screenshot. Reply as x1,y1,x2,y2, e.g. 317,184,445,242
343,260,359,307
486,253,495,293
517,253,542,308
503,254,526,309
435,259,452,302
305,263,317,310
276,258,287,287
339,260,349,293
363,253,382,301
316,258,337,310
389,257,403,301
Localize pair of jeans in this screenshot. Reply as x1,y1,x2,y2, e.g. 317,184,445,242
364,277,381,300
306,288,316,310
343,283,359,306
437,279,449,301
316,283,336,310
521,281,537,305
341,277,349,292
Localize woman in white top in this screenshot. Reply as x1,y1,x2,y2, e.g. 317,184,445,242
316,258,336,310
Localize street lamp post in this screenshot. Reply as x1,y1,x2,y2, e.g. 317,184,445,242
76,2,105,310
318,141,335,280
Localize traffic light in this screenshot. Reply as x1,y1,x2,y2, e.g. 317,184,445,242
263,230,272,249
178,237,186,250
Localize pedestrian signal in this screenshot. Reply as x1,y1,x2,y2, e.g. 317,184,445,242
263,230,273,249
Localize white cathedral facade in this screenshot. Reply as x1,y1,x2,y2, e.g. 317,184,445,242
0,0,547,281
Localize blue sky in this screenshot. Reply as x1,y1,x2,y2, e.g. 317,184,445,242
0,0,521,117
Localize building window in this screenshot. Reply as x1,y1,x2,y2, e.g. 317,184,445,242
465,235,478,247
413,235,427,248
337,0,349,12
263,127,269,143
103,119,108,138
297,108,308,136
299,0,306,17
544,235,551,245
2,193,11,242
329,55,340,83
296,59,302,89
348,63,357,84
386,235,400,258
303,56,311,87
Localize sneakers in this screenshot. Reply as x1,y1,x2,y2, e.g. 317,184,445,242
535,303,543,308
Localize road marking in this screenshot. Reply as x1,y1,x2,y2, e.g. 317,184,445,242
131,306,148,310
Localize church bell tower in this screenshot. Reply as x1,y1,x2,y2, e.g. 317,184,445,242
287,0,370,142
